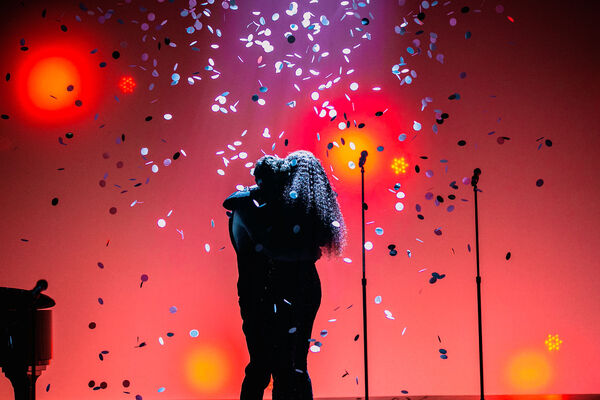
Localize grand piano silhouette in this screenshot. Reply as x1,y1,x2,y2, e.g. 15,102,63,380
0,280,54,400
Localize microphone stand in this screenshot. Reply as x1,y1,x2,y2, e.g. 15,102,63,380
471,169,485,400
359,151,369,400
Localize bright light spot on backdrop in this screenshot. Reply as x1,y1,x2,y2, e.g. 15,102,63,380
119,75,136,94
16,39,99,125
323,130,381,182
26,57,80,110
298,94,414,190
184,345,230,394
506,350,552,392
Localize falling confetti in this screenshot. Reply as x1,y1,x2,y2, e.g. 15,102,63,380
0,1,582,397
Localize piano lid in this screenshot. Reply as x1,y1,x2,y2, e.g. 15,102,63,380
0,288,55,310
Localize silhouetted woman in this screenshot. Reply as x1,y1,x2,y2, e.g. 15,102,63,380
223,150,346,400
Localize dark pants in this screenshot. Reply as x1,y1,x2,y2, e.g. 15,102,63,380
239,262,321,400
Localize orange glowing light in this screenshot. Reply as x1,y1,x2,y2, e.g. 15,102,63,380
545,334,563,351
16,38,100,126
119,76,136,93
506,350,552,392
323,131,380,182
391,156,409,174
185,345,229,394
26,57,81,110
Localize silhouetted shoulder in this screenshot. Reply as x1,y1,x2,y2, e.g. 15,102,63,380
223,185,259,210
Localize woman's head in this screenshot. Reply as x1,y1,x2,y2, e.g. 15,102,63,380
253,155,290,194
254,150,346,257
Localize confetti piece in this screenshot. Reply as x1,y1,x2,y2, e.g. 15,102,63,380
429,272,446,284
439,348,448,359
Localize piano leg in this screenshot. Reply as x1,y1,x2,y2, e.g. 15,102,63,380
2,364,37,400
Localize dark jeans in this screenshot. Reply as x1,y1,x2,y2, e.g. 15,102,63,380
239,262,321,400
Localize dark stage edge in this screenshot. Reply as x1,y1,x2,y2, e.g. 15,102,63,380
209,396,600,400
314,396,600,400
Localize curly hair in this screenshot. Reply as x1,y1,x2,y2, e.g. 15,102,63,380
254,150,346,258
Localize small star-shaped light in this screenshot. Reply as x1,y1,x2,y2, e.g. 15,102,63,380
391,157,409,174
118,76,136,94
545,334,563,351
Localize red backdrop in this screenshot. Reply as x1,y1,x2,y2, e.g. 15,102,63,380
0,0,598,398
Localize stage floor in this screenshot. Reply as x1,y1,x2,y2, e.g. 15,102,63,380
217,396,600,400
314,396,599,400
207,396,600,400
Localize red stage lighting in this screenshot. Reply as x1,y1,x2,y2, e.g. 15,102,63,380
323,130,380,182
26,57,81,110
184,345,230,394
15,39,99,126
506,350,552,391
